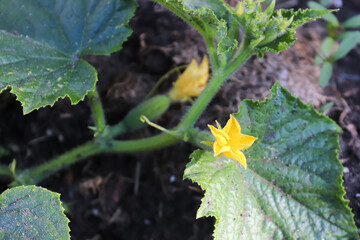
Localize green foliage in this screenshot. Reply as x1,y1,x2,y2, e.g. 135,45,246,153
319,62,333,87
319,101,334,113
152,0,239,57
234,2,329,58
0,0,356,239
152,0,328,60
330,32,360,61
314,55,324,65
320,0,332,6
184,83,358,239
308,1,360,87
0,0,137,113
320,37,335,58
307,1,339,26
0,185,70,239
343,14,360,28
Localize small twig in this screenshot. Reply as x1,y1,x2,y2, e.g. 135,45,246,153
144,65,187,100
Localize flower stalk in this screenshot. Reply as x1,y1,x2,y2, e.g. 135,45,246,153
87,89,108,136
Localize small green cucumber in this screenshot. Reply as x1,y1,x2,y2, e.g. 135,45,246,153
122,95,171,131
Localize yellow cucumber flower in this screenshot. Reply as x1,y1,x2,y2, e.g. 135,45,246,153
169,56,209,102
208,115,257,169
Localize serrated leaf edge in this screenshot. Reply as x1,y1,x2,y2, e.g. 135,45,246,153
1,61,98,114
0,185,70,239
184,82,358,238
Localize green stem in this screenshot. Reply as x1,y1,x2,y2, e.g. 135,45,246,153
140,115,180,137
108,122,126,137
178,47,253,129
14,141,102,185
224,46,253,77
87,90,107,135
109,133,179,152
177,70,224,129
205,36,220,70
13,133,180,186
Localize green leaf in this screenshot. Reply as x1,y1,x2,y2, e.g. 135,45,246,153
0,185,70,239
154,0,329,60
314,54,324,65
320,0,332,7
319,101,334,113
307,1,339,27
320,37,335,58
252,8,330,58
0,0,137,113
343,14,360,28
338,31,360,41
184,83,358,239
330,32,360,61
152,0,239,56
319,62,333,87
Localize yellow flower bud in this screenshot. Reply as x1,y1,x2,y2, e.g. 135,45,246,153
169,56,209,102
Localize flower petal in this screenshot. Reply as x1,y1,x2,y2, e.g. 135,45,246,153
223,115,241,137
198,56,209,85
214,142,231,156
199,56,209,73
208,125,229,143
168,57,209,102
230,134,257,150
224,150,247,169
188,87,204,97
213,141,221,154
177,59,197,87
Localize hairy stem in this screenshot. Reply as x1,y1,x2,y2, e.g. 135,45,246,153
178,47,253,129
224,39,253,76
14,141,102,185
12,133,180,186
205,36,220,70
87,89,107,135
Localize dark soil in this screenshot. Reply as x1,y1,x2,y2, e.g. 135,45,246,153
0,0,359,239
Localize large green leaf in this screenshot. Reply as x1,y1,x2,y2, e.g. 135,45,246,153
0,0,137,113
0,185,70,239
184,83,358,239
